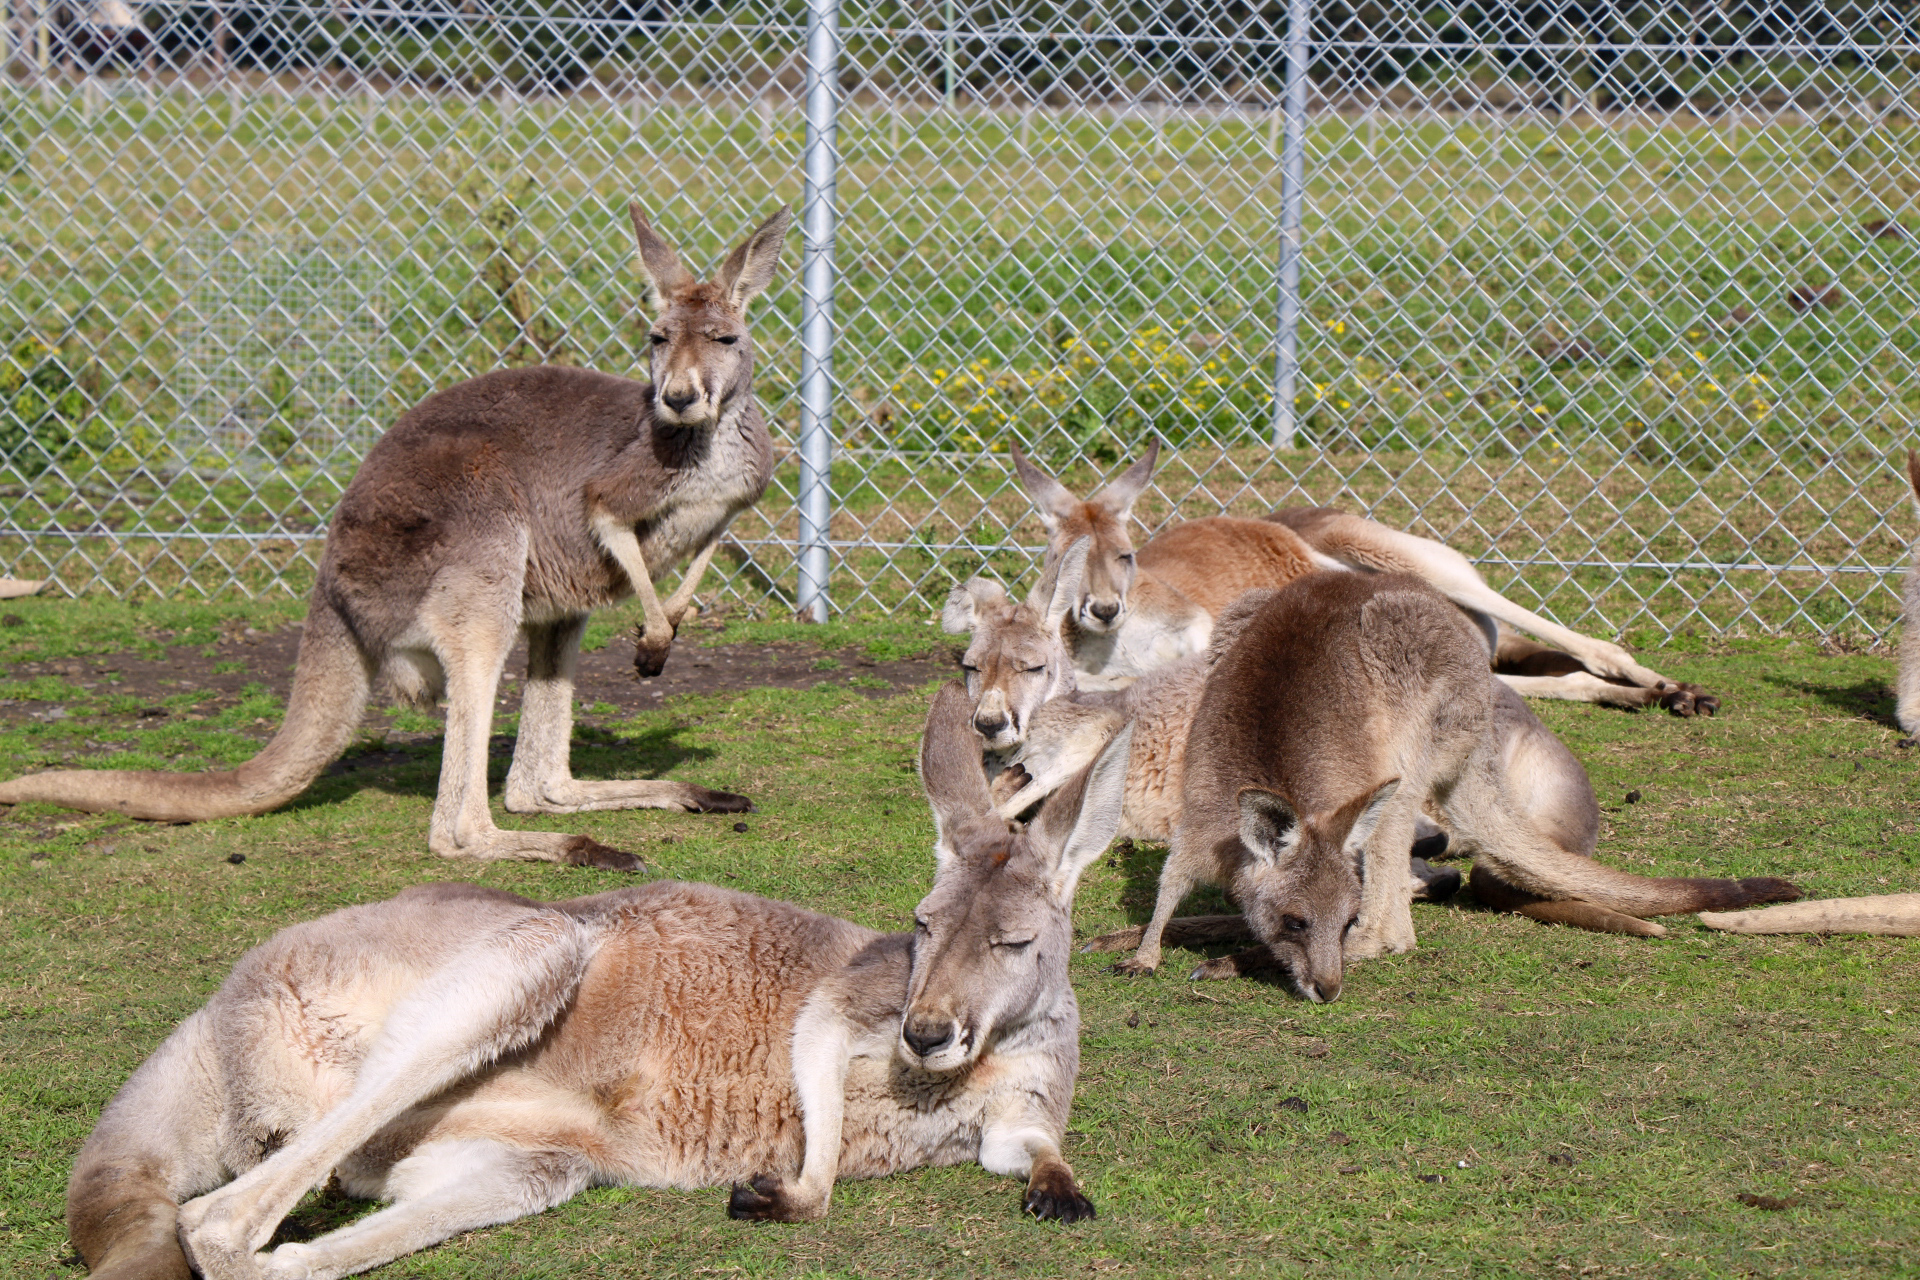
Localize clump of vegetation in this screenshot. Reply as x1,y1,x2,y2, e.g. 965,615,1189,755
0,334,87,481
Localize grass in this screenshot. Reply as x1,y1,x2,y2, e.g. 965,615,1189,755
0,596,1916,1277
4,76,1920,633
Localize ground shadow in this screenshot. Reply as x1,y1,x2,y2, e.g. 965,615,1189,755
1761,673,1900,731
1098,837,1299,990
288,723,719,812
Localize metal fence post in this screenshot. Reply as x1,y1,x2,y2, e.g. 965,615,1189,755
798,0,840,623
1270,0,1310,448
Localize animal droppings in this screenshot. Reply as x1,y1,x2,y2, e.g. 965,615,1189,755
0,613,22,627
1547,1152,1578,1167
1277,1096,1308,1114
1125,1011,1140,1028
226,853,246,865
1300,1042,1330,1059
1418,1174,1444,1184
1328,1131,1350,1146
1787,284,1843,312
732,822,750,833
1736,1193,1798,1211
1625,790,1641,804
1338,1164,1362,1175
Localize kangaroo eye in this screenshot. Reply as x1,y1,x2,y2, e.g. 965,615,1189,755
649,332,668,345
992,937,1034,950
959,661,979,674
1282,915,1309,934
715,334,739,345
1344,916,1360,933
1023,665,1047,675
914,916,930,933
1119,553,1135,563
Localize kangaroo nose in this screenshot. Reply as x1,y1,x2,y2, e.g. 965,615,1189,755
902,1019,954,1059
974,713,1009,738
1087,600,1120,623
661,388,697,413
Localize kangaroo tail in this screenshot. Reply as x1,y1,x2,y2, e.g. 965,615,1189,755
68,1012,221,1280
0,598,370,822
1469,863,1667,937
1472,842,1801,920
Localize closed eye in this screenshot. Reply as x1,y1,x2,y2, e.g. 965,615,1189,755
1282,915,1309,934
649,332,667,345
959,661,979,673
714,334,739,345
1023,665,1047,675
992,937,1035,950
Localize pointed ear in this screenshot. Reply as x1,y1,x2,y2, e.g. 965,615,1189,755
1037,537,1091,630
629,204,694,306
1238,787,1300,864
1459,607,1498,662
1095,438,1160,517
919,682,997,870
1011,442,1079,534
1030,723,1132,901
714,206,792,314
942,577,1007,635
1340,779,1402,856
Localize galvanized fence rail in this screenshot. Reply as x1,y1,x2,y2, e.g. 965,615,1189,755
3,2,1918,641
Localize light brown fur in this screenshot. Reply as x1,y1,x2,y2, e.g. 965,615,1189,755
1102,575,1799,996
1012,443,1720,715
68,687,1130,1279
0,207,792,864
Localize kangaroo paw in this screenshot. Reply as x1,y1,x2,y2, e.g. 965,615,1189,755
632,625,676,680
1105,955,1160,977
1660,682,1720,717
560,835,644,871
683,786,755,814
1189,946,1280,981
1023,1164,1096,1223
1409,856,1462,903
726,1173,823,1222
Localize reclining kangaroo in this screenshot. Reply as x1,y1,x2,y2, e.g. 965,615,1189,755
66,683,1129,1280
1095,573,1799,997
0,206,788,867
1010,441,1719,715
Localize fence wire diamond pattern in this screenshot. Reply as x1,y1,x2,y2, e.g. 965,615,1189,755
2,1,1917,639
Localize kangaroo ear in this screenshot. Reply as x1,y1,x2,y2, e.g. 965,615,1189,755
942,577,1007,635
1031,723,1132,901
1238,787,1300,864
714,206,793,314
919,682,997,869
1095,438,1159,517
1011,442,1080,534
1207,589,1278,664
629,204,695,304
1037,537,1091,630
1340,779,1402,856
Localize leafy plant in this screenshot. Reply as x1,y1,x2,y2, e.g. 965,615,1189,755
0,335,86,480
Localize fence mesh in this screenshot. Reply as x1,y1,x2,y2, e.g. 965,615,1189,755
3,2,1917,639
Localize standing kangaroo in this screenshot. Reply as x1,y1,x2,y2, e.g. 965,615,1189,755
1011,441,1719,715
0,206,789,867
1101,574,1799,998
67,684,1128,1280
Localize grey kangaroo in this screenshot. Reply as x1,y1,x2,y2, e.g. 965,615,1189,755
0,205,789,867
66,683,1127,1280
1102,573,1800,999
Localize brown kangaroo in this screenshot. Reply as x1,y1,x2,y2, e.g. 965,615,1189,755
66,684,1129,1280
1011,441,1720,715
1099,574,1798,997
0,206,790,867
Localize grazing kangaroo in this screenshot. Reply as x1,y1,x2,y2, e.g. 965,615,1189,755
0,206,789,867
67,684,1127,1280
1896,451,1920,738
1010,441,1719,715
1097,574,1798,997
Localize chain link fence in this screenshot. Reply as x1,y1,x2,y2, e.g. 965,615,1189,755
3,2,1917,639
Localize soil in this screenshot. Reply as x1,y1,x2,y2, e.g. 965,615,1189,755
0,621,954,748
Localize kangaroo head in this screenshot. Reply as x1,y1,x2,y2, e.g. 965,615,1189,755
901,682,1130,1071
629,204,791,430
940,539,1089,751
1011,440,1158,634
1231,780,1399,1004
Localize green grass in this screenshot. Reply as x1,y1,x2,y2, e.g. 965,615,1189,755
0,599,1916,1277
5,79,1919,633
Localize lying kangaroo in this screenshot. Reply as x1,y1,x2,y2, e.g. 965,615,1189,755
0,206,789,867
67,684,1128,1280
1100,574,1799,997
1010,441,1718,715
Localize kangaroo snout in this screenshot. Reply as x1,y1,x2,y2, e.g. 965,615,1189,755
660,386,699,414
974,711,1011,738
1085,598,1122,625
901,1017,954,1058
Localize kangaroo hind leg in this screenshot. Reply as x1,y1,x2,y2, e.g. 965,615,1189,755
175,911,595,1280
503,615,752,826
256,1140,593,1280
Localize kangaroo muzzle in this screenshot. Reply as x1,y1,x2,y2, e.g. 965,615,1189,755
898,1013,972,1070
654,370,716,427
1078,593,1125,632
